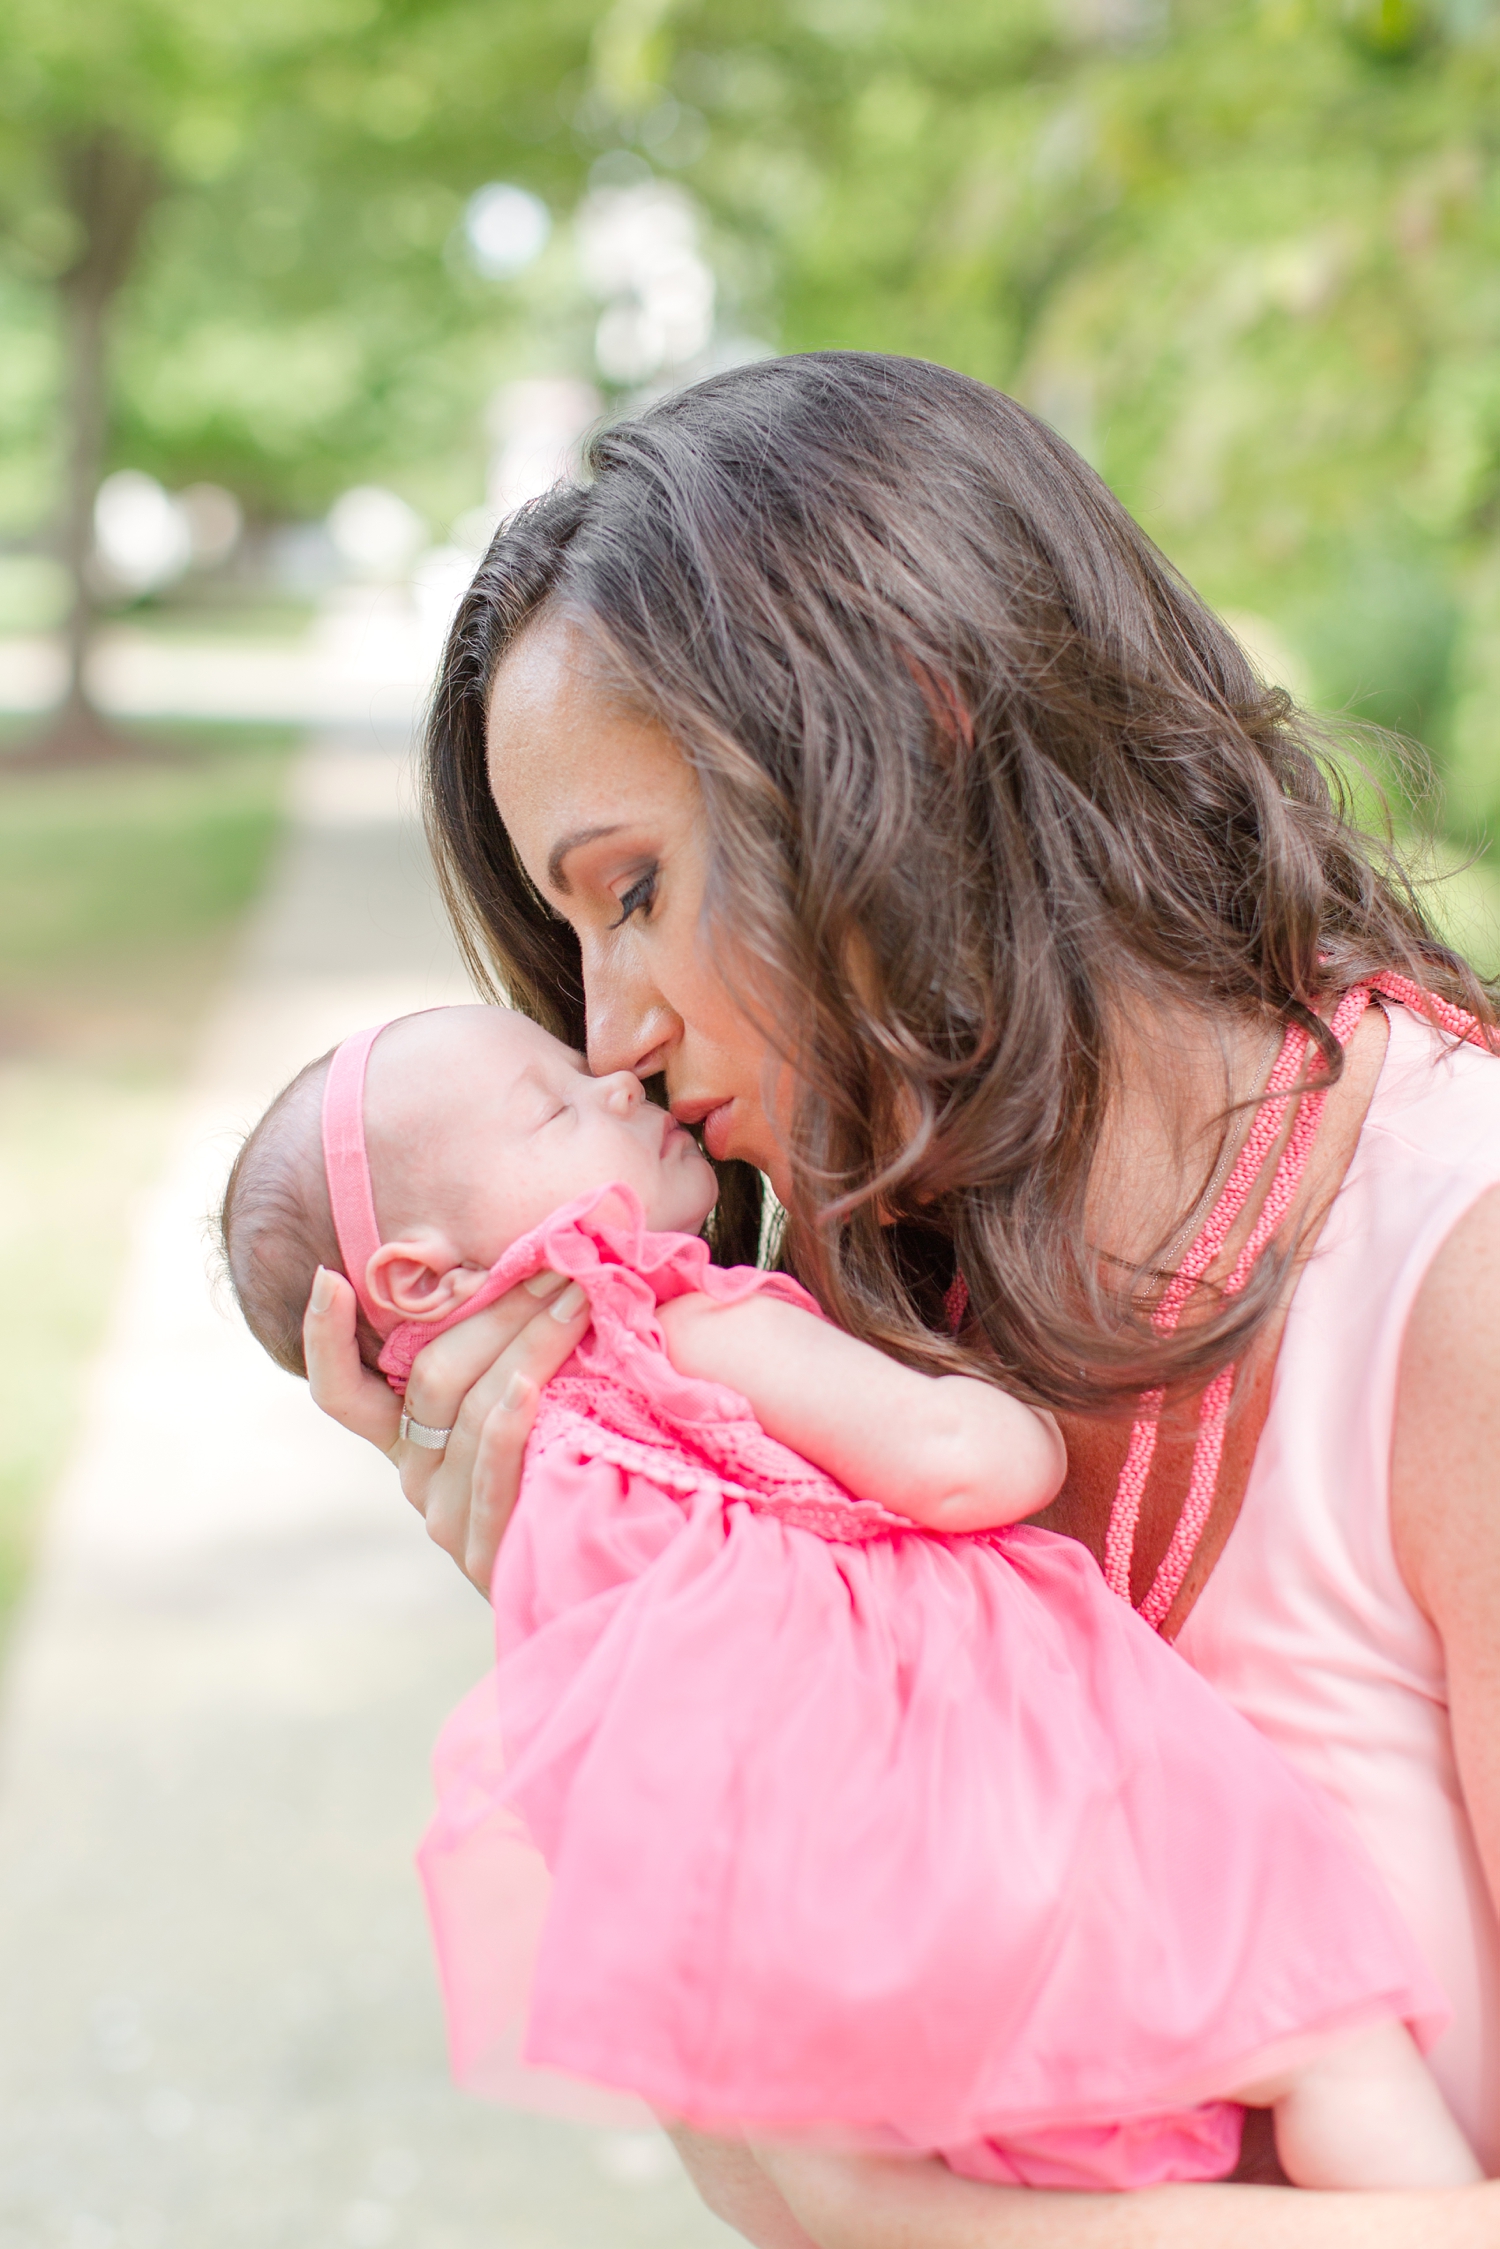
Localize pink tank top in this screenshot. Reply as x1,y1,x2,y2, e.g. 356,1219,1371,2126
1175,1004,1500,2169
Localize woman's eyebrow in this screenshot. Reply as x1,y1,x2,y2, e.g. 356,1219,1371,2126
547,824,625,893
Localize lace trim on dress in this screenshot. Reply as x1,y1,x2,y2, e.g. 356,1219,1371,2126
533,1390,917,1546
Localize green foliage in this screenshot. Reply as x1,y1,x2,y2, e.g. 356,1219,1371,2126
657,0,1500,839
0,0,606,527
4,0,1500,840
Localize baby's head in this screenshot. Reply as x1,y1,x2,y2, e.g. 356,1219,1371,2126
219,1005,718,1376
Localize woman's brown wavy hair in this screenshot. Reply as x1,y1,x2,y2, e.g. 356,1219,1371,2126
424,350,1495,1412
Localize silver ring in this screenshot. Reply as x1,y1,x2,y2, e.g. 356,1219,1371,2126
400,1412,454,1452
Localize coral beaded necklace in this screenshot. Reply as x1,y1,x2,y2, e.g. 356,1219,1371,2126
1103,973,1496,1629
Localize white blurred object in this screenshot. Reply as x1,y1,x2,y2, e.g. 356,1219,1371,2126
267,520,340,597
576,181,715,384
592,2130,679,2186
485,376,601,519
465,182,551,280
178,483,243,568
411,543,476,652
94,471,192,594
341,2199,396,2247
142,2088,194,2140
450,504,501,558
311,586,423,681
326,486,428,582
0,625,436,727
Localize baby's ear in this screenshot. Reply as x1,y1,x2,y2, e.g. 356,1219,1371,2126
366,1235,489,1323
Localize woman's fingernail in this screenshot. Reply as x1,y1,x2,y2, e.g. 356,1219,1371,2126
309,1267,336,1314
549,1281,587,1322
524,1268,567,1297
502,1371,533,1412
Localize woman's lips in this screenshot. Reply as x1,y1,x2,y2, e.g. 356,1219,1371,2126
700,1100,735,1162
671,1094,738,1162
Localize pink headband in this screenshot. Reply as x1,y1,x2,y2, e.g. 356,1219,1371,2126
321,1022,399,1338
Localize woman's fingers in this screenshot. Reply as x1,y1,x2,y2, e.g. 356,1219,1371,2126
303,1258,590,1591
398,1270,572,1435
403,1276,592,1593
303,1267,401,1453
395,1276,575,1528
464,1371,541,1588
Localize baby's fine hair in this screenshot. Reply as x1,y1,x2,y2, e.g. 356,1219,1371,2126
217,1051,383,1379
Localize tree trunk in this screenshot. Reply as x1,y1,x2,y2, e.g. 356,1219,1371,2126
35,130,157,761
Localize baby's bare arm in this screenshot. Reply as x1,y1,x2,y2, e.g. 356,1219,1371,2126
656,1294,1065,1529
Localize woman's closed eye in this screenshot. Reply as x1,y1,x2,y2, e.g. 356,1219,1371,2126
609,866,658,929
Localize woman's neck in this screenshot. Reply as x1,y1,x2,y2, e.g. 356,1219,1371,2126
1046,998,1392,1629
1086,999,1285,1272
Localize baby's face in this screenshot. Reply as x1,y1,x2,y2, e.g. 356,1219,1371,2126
365,1006,719,1272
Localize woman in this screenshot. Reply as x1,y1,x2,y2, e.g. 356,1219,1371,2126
305,353,1500,2244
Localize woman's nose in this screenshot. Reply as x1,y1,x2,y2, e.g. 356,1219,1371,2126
582,952,679,1082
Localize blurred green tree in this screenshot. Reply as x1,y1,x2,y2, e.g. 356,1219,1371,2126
4,0,1500,867
0,0,602,756
639,0,1500,841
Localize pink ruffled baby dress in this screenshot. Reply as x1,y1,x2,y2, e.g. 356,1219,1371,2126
386,1183,1446,2193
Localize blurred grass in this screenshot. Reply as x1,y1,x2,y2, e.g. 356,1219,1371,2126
0,723,297,1641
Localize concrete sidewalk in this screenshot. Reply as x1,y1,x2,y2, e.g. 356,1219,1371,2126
0,732,737,2249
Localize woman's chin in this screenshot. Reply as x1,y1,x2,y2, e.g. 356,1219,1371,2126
710,1112,786,1195
692,1102,790,1210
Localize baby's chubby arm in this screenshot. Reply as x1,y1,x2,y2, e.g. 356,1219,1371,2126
655,1293,1065,1530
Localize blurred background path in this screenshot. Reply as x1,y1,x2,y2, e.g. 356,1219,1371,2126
0,724,735,2249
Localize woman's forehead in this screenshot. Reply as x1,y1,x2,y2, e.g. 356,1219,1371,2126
484,608,582,746
486,622,695,851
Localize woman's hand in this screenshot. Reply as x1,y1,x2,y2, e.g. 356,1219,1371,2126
302,1264,591,1592
672,2129,1500,2249
748,2143,1500,2249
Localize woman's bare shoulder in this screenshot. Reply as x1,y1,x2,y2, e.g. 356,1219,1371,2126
1391,1184,1500,1913
1391,1178,1500,1617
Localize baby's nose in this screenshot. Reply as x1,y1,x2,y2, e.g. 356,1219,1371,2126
601,1071,644,1114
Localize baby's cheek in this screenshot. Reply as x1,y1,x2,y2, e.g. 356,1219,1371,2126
658,1161,719,1237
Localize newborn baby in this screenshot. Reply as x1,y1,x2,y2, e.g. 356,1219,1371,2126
221,1003,1063,1529
220,1004,1477,2195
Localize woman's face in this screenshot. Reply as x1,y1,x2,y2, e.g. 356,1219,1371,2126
486,612,792,1199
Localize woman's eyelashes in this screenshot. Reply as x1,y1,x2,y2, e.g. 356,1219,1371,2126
609,865,658,930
